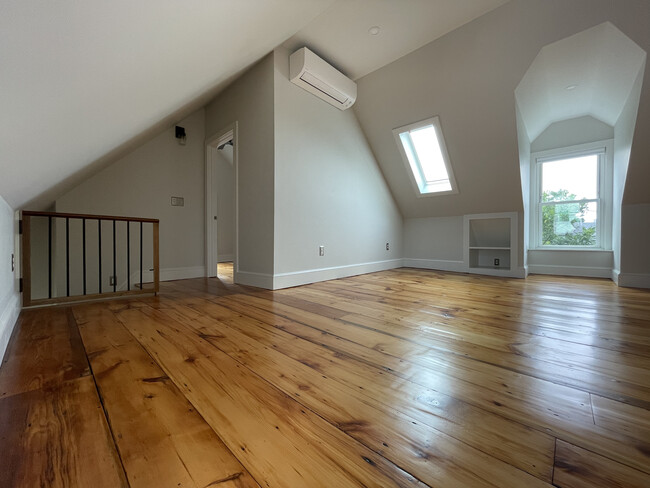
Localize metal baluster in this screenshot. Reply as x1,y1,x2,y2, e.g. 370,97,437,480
127,222,131,291
65,217,70,297
48,216,52,299
82,218,87,295
98,220,102,293
112,220,117,292
140,221,143,290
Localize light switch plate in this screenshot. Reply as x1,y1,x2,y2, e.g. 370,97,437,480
171,196,185,207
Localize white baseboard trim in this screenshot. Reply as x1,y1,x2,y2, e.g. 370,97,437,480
160,266,206,281
469,266,527,279
0,290,20,364
272,259,404,290
404,259,525,279
403,258,465,273
235,270,274,289
611,269,620,285
217,254,234,263
617,272,650,289
122,266,207,289
528,264,612,279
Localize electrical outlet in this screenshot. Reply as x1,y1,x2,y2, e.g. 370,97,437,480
319,245,325,256
386,242,390,251
171,196,185,207
109,276,116,286
494,258,500,266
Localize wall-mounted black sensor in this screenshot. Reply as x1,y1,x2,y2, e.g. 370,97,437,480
175,126,186,145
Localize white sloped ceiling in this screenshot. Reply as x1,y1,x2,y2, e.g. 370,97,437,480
0,0,335,209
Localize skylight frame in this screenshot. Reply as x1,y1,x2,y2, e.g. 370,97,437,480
393,116,458,197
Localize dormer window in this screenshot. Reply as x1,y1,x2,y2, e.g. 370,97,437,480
393,116,458,196
530,141,613,249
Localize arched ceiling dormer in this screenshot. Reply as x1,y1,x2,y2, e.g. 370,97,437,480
515,22,646,143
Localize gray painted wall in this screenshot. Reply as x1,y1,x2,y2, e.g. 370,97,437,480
0,196,20,363
621,203,650,286
516,105,531,270
616,66,649,280
273,48,402,284
404,216,463,263
205,54,276,280
56,109,206,281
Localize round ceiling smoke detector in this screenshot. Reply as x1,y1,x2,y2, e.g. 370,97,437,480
368,26,381,36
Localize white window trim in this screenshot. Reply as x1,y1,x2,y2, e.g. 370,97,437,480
393,116,459,197
530,139,613,251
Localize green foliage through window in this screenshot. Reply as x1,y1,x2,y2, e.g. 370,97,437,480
541,189,596,246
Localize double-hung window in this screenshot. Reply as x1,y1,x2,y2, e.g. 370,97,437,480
531,141,612,249
394,116,458,196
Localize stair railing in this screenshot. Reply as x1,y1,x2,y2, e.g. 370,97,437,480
21,211,159,307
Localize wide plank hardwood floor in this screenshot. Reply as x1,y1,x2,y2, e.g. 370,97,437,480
1,266,649,487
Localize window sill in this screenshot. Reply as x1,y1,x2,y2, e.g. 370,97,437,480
530,248,612,253
416,188,458,198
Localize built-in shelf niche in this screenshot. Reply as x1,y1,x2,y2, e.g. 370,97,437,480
463,212,518,277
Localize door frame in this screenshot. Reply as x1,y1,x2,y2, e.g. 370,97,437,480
205,122,238,278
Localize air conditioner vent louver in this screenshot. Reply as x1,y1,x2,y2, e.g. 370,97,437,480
289,47,357,110
299,72,348,104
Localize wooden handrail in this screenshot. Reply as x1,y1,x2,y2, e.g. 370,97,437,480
22,210,159,223
21,211,160,307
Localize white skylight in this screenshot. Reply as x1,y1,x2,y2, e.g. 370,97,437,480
394,116,457,196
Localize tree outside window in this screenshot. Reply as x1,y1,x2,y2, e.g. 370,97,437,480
541,189,596,246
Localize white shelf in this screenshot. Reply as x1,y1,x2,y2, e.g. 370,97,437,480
463,212,519,278
468,246,510,250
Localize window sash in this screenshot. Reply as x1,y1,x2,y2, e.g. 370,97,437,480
401,129,451,186
538,200,600,247
539,198,599,207
400,132,428,186
393,116,458,196
532,144,610,250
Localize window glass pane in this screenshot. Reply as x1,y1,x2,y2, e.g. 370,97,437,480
409,126,449,183
541,201,597,246
399,132,423,186
395,116,457,196
542,154,598,202
426,180,452,193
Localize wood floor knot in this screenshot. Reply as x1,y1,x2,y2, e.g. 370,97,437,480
205,471,242,486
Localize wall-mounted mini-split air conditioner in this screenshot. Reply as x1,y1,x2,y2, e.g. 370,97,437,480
289,47,357,110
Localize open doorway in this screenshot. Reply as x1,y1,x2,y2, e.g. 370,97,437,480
205,123,238,282
217,261,234,284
